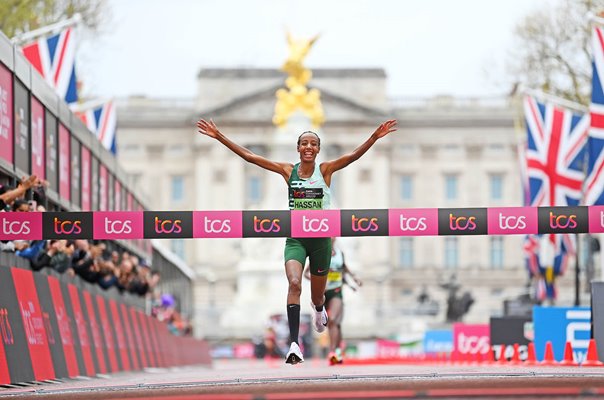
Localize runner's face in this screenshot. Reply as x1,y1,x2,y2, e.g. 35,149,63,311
297,133,320,162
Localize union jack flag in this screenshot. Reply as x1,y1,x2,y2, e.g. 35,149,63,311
74,101,117,154
522,95,588,300
21,27,78,104
586,24,604,206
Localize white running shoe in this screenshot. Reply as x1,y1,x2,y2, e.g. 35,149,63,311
311,303,328,333
285,342,304,365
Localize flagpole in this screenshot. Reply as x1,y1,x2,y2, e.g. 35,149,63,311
575,236,581,306
10,13,82,45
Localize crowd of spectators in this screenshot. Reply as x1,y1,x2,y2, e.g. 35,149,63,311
0,174,192,336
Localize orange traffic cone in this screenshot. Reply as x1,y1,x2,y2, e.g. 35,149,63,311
498,346,508,364
510,343,521,365
484,347,495,364
525,342,538,365
540,341,557,366
581,339,604,367
559,341,578,366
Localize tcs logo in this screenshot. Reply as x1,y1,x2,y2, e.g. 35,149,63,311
457,333,490,355
154,217,182,234
352,214,379,232
498,214,526,230
2,220,30,235
104,217,132,234
549,212,577,229
302,216,329,232
399,215,427,231
204,217,231,233
253,216,280,233
54,217,82,235
449,213,476,231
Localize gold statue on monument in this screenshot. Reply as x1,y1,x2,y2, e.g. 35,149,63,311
273,33,325,128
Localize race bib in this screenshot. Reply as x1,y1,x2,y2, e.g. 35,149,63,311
327,271,342,282
289,188,323,210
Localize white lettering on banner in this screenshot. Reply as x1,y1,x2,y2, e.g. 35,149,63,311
204,217,231,233
457,332,490,354
0,87,8,139
498,214,527,230
493,344,529,361
600,211,604,228
425,339,452,353
399,215,427,231
2,220,30,235
33,117,42,166
104,217,132,235
302,216,329,232
18,108,27,150
566,310,591,351
20,301,44,345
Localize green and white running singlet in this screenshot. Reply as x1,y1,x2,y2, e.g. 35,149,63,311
284,162,332,275
288,162,331,210
326,247,344,291
325,247,345,303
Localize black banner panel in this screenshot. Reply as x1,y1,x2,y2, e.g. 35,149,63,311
242,210,291,237
45,111,58,193
143,211,193,239
490,316,532,361
438,208,488,235
340,209,389,237
42,212,93,239
13,79,30,176
537,206,588,234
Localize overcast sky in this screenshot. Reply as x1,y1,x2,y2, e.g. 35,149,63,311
77,0,559,100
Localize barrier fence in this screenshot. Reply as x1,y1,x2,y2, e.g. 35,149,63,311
1,206,603,240
0,264,210,384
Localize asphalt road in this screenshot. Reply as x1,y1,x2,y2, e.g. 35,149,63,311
1,358,604,399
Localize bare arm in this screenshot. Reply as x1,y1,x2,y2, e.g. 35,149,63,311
197,119,293,183
0,175,37,204
342,254,362,288
320,120,397,184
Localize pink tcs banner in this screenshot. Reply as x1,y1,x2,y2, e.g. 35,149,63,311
589,206,604,233
114,180,122,211
99,164,108,211
193,211,242,238
93,211,144,240
81,146,91,211
376,339,401,358
290,210,341,238
453,323,490,355
0,63,12,165
30,97,45,180
0,212,43,240
58,124,70,201
487,207,538,235
388,208,438,236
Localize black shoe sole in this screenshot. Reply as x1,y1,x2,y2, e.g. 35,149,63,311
285,354,303,365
